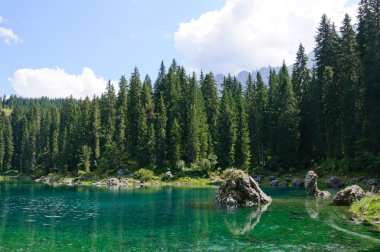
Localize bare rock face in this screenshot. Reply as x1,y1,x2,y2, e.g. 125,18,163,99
333,185,365,206
216,169,272,207
305,171,330,197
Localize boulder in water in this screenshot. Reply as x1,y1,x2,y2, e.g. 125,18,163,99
268,176,277,181
292,178,304,188
270,179,279,187
333,185,365,206
305,171,330,197
162,171,173,180
117,169,125,177
216,169,272,207
325,176,345,188
107,178,120,187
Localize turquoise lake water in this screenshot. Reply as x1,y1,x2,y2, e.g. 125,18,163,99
0,181,379,251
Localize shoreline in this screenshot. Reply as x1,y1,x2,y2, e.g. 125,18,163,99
1,171,378,191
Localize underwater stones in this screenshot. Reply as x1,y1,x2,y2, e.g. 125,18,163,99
216,169,272,207
333,185,365,206
326,176,345,188
305,171,330,197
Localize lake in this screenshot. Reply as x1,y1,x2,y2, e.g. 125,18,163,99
0,181,379,251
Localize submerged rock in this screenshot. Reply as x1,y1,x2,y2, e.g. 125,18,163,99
326,176,345,188
305,171,330,197
216,169,272,207
333,185,365,206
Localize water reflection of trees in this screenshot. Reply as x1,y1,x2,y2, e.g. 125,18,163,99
225,202,271,235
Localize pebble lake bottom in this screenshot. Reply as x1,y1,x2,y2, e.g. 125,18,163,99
0,181,379,251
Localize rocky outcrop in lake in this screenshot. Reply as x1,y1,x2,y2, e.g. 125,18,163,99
305,171,330,197
332,185,365,206
216,169,272,207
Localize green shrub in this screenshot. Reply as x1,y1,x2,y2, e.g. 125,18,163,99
133,168,155,182
221,168,246,180
175,160,186,172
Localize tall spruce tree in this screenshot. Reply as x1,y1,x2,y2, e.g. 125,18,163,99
337,14,361,166
292,43,312,162
200,72,219,152
155,93,167,168
89,96,101,170
235,84,251,170
141,75,156,166
357,0,380,164
274,62,299,167
217,89,236,168
313,14,339,160
116,76,128,152
127,67,143,160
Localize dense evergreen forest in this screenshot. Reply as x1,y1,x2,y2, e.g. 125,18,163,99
0,1,379,177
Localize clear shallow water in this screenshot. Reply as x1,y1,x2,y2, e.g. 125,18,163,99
0,181,379,251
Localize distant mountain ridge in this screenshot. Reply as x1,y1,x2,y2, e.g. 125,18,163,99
214,51,314,90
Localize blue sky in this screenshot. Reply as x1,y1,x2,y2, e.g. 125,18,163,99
0,0,225,96
1,0,358,98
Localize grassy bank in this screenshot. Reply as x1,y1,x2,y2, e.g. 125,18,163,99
351,195,380,229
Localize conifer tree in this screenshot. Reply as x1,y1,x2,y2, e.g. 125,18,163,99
49,106,60,172
116,75,128,151
274,62,299,167
200,72,219,152
155,93,167,168
267,69,279,154
217,89,236,168
357,0,380,160
127,67,143,159
292,43,312,162
142,75,156,166
322,67,340,159
100,81,116,151
337,14,360,166
89,96,101,170
312,14,339,160
235,84,250,170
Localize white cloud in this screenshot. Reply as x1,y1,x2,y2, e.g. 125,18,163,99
9,67,109,98
0,16,21,44
174,0,358,74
